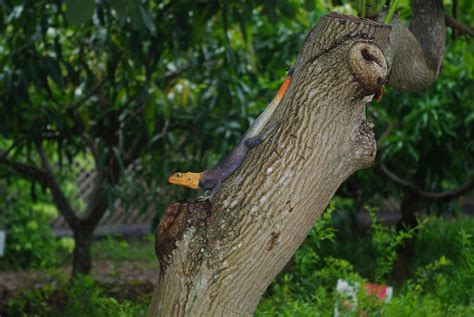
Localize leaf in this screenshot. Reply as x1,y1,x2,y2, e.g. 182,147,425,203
128,2,143,30
233,7,248,43
144,94,157,136
64,0,95,26
264,0,278,23
7,5,23,23
139,4,156,34
79,109,90,130
277,1,296,18
304,0,315,11
43,57,63,89
109,0,128,23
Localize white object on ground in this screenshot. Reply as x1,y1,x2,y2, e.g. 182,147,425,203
334,279,393,317
0,230,5,257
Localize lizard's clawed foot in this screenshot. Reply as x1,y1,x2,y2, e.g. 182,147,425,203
197,191,213,202
197,194,211,202
197,184,221,201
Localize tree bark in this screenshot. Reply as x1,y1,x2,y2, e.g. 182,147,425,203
72,228,94,276
381,0,445,92
149,13,391,316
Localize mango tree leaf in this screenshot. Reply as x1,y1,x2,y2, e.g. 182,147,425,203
139,4,156,34
64,0,95,26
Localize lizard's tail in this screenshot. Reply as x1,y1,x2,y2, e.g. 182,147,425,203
275,74,292,103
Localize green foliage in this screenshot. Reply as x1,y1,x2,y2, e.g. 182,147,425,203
390,233,474,317
0,179,71,269
368,208,420,282
365,0,385,18
62,275,146,317
257,209,474,316
92,235,156,263
383,0,400,23
7,273,147,316
3,213,473,315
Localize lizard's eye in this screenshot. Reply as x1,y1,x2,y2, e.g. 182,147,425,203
175,173,182,178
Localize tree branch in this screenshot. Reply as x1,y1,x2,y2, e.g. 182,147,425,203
445,14,474,37
80,131,99,169
0,147,81,229
379,164,474,201
82,169,109,231
0,155,46,184
64,79,105,167
452,0,458,38
35,142,79,230
379,0,445,92
0,141,22,162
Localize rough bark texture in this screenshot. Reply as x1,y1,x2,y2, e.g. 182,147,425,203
149,13,391,316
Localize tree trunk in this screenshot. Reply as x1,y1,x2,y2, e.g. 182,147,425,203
72,228,93,276
391,191,420,283
148,13,390,316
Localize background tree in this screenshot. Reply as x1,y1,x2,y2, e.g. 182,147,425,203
0,0,309,275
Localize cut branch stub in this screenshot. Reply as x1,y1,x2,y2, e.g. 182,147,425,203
349,42,387,94
150,13,391,317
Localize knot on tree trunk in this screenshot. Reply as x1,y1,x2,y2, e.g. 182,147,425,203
349,42,387,95
156,200,212,274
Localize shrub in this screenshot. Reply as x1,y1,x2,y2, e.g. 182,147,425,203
7,272,148,316
256,201,474,316
0,180,64,269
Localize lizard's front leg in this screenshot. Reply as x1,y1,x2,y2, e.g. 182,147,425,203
168,68,293,198
197,119,284,201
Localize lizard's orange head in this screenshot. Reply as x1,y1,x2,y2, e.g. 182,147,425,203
168,172,202,189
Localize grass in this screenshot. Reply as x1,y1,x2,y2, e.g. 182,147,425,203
412,217,474,269
92,235,156,264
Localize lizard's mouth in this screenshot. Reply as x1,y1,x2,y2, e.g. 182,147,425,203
168,172,202,189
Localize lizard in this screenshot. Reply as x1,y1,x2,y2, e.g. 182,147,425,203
168,67,294,198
